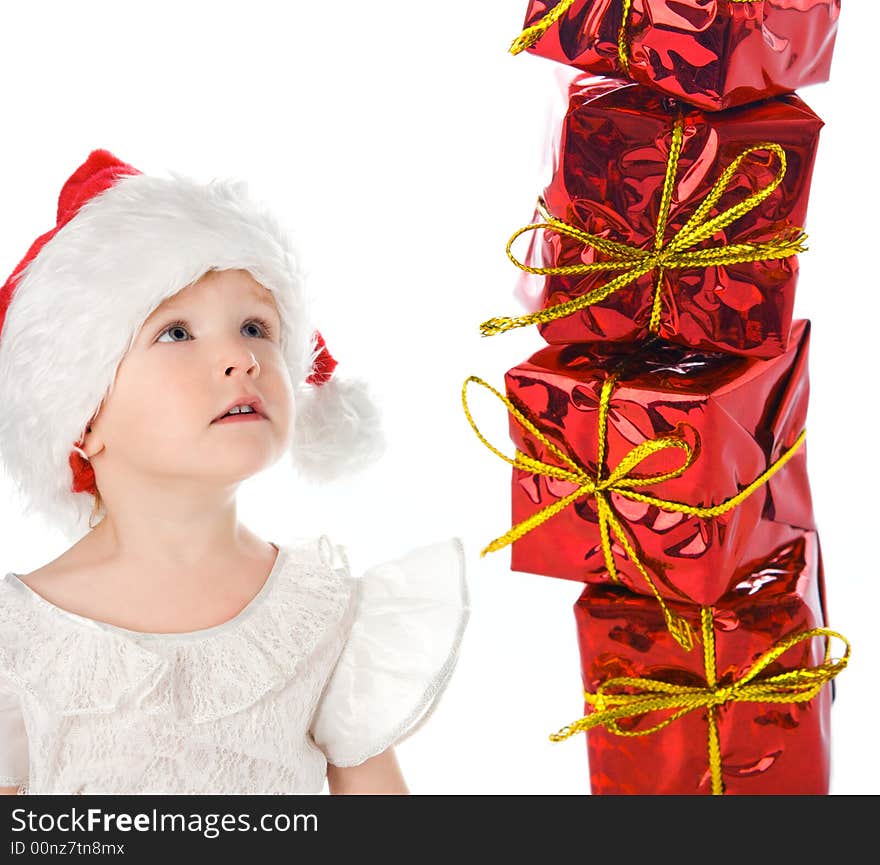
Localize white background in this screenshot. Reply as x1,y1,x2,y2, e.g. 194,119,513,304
0,2,874,795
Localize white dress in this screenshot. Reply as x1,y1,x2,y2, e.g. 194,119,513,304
0,536,468,795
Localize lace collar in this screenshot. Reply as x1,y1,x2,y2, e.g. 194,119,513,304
0,537,352,724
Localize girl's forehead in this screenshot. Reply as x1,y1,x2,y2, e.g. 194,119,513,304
148,271,279,319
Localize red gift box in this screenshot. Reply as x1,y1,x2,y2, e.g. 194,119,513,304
563,528,847,795
483,76,823,359
463,320,813,648
512,0,841,112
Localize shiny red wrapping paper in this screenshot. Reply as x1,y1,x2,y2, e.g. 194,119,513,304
573,527,832,794
512,76,823,357
516,0,840,112
506,318,813,605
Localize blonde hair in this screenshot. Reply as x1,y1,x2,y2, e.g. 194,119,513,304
88,490,105,530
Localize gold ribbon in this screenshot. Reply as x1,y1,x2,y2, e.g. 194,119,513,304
511,0,760,74
462,373,807,651
481,113,806,337
510,0,578,57
550,608,850,795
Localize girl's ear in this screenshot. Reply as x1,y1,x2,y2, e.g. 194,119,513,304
81,412,106,459
81,433,105,460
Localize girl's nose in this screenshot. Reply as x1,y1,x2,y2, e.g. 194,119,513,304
223,345,260,377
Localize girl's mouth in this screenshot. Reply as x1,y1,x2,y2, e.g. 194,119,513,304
211,413,267,425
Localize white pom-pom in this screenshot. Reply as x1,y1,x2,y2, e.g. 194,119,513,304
291,376,385,481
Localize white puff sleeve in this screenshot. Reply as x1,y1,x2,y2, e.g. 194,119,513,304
0,675,28,789
310,537,468,768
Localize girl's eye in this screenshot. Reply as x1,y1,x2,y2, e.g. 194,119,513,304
157,322,191,343
156,317,275,343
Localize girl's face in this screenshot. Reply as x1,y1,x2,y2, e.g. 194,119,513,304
83,268,295,489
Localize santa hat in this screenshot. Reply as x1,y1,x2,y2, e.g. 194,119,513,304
0,149,384,541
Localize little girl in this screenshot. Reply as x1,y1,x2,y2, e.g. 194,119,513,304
0,150,468,795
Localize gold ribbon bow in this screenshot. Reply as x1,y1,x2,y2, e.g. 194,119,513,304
480,112,806,337
462,373,807,651
550,607,850,795
511,0,760,75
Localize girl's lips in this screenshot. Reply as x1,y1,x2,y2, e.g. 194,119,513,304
211,413,267,425
212,395,267,422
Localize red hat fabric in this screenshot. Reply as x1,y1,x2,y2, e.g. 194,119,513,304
306,331,339,386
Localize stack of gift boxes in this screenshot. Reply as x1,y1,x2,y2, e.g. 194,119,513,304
464,1,849,794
